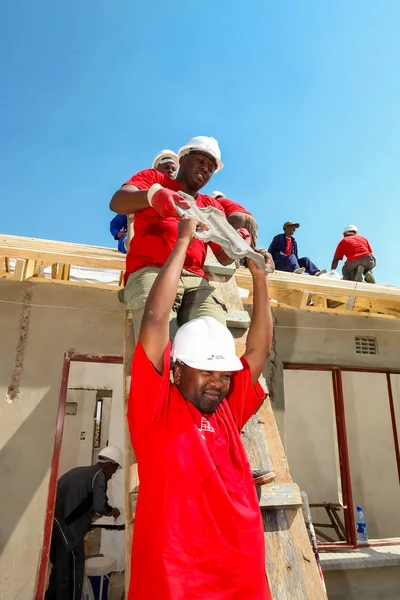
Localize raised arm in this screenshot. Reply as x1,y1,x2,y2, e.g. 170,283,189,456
139,216,206,373
244,254,273,385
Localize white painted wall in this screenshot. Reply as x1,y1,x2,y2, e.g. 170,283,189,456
284,369,344,538
342,371,400,539
58,390,97,476
68,362,125,570
0,279,123,600
283,367,400,542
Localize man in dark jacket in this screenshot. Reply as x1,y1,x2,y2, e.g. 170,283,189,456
45,446,122,600
268,222,325,276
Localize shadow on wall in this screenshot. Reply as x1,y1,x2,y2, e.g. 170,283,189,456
0,388,56,553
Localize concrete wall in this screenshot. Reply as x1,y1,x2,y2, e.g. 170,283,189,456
284,369,343,534
269,307,400,543
269,306,400,441
58,389,98,476
324,566,400,600
0,279,123,600
342,371,400,539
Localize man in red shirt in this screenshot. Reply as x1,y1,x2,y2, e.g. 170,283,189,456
331,225,376,283
110,136,241,340
211,190,258,248
127,214,273,600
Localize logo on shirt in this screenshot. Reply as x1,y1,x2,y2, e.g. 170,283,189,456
198,417,215,441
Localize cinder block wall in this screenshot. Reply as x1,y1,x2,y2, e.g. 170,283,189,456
0,280,123,600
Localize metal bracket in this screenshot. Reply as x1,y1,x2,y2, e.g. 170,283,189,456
176,192,274,273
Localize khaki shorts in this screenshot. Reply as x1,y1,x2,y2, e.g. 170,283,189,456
124,267,227,342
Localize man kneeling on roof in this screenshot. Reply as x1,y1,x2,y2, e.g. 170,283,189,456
269,221,326,276
127,214,273,600
331,225,376,283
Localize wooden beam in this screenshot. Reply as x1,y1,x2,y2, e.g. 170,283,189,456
13,259,26,281
259,483,302,510
236,268,400,305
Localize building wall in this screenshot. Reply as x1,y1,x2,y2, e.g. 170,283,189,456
58,389,98,476
324,566,400,600
269,307,400,444
0,279,123,600
269,307,400,542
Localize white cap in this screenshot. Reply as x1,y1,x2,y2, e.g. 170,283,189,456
177,136,224,172
343,224,359,235
171,317,243,371
211,190,225,199
152,149,178,170
98,446,123,467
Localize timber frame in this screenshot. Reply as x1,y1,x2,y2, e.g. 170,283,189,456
1,233,399,320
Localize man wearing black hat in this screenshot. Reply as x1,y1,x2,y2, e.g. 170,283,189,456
268,222,326,276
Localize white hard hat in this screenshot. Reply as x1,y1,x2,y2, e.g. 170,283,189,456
211,191,225,199
171,317,242,372
343,224,359,235
98,446,123,467
152,149,178,170
177,136,224,172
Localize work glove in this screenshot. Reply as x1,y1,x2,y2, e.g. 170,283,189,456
237,227,252,246
148,184,190,218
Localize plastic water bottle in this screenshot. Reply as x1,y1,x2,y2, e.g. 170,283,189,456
356,505,368,543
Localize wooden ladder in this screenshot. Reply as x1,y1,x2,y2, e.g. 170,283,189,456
123,250,326,599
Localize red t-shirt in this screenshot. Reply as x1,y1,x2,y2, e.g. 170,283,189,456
127,341,271,600
218,197,252,217
334,234,373,263
285,236,293,256
123,169,225,281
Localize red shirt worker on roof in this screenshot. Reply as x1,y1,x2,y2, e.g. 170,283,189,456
109,149,178,254
127,214,273,600
109,136,239,340
331,225,376,283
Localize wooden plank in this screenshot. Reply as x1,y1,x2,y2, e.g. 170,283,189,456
0,245,124,272
13,259,26,281
21,276,122,291
259,483,302,510
24,259,39,279
226,309,250,328
255,398,326,599
311,295,327,309
236,267,400,304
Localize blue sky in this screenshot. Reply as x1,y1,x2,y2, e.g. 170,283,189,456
1,1,399,285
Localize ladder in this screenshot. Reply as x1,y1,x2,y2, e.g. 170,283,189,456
123,246,326,599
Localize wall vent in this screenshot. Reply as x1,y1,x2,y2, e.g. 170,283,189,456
354,336,378,355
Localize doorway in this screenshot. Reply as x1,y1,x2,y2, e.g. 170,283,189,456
35,352,124,600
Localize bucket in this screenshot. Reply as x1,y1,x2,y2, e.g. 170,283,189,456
83,556,116,600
